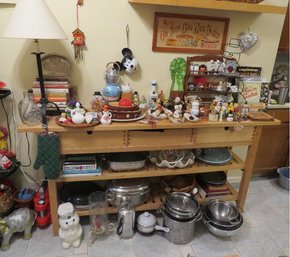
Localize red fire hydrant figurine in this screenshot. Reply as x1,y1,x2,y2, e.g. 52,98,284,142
33,186,51,227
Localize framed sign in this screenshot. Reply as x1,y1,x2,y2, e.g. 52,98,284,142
152,12,229,54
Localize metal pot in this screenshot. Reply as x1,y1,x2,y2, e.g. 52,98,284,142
165,192,200,220
161,208,202,245
106,179,150,207
136,211,169,234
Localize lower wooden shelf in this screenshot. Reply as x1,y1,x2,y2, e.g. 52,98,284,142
75,181,238,217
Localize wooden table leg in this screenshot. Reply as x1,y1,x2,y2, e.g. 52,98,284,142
48,179,59,236
237,126,263,210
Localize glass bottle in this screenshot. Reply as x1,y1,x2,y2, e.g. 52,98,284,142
18,89,42,126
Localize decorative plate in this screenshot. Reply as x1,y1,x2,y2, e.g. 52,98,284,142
41,54,71,80
196,148,232,165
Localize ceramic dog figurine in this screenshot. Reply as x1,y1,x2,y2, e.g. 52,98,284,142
0,208,36,251
58,202,82,249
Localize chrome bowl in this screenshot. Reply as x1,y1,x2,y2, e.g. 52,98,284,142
207,200,239,222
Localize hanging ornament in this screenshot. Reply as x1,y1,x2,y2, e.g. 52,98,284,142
116,25,139,73
239,30,258,53
71,2,85,62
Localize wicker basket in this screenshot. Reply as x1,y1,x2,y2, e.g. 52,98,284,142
0,185,14,216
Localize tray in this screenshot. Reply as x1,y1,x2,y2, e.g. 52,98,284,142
55,117,99,128
248,112,274,121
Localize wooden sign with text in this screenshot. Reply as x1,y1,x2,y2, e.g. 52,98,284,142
152,12,229,54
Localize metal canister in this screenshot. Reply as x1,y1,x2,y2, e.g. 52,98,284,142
117,202,135,239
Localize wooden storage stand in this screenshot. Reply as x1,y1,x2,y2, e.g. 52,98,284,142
18,118,280,236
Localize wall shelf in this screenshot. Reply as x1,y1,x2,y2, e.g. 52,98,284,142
128,0,287,14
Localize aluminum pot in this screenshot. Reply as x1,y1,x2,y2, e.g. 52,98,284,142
106,179,150,207
164,192,200,220
161,208,202,245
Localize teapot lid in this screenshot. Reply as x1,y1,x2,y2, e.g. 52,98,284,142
137,211,156,227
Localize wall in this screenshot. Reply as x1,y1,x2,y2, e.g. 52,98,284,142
0,0,288,187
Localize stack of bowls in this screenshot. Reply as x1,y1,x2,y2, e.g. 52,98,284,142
202,200,243,237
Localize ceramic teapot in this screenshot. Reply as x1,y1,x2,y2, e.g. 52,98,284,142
104,62,120,84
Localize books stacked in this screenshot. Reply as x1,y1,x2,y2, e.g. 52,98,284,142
61,154,102,177
197,182,230,199
32,80,76,112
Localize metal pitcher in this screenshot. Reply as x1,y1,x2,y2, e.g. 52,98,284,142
117,202,135,239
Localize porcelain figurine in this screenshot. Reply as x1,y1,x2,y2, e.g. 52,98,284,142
71,102,86,124
0,208,36,251
58,202,82,249
100,105,112,125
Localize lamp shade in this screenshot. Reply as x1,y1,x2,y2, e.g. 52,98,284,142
2,0,67,39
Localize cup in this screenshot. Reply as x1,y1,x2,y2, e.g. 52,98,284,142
88,191,114,245
278,86,289,105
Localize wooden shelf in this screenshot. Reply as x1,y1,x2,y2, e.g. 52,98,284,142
56,152,244,182
76,181,239,216
128,0,287,14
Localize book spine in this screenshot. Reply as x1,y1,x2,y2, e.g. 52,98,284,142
33,92,69,98
63,164,97,171
33,88,70,93
37,102,67,108
34,96,68,103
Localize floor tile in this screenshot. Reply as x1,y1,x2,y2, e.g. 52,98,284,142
0,176,288,257
132,232,182,257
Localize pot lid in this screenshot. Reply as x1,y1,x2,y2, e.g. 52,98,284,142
111,179,150,194
166,192,199,213
137,212,156,227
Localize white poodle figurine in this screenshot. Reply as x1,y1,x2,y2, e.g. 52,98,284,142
57,202,83,249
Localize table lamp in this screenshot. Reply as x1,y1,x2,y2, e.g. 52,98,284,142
2,0,67,128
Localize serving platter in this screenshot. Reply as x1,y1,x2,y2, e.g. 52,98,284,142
55,117,99,128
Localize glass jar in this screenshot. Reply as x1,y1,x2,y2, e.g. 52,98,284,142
18,89,42,126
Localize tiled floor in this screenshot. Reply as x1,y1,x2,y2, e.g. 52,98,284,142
1,175,289,257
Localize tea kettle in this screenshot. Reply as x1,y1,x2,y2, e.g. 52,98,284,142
117,202,135,239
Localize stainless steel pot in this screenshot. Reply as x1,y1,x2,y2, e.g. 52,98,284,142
162,208,202,245
106,179,150,207
165,192,200,220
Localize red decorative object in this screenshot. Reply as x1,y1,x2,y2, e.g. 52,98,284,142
33,187,51,227
119,98,133,107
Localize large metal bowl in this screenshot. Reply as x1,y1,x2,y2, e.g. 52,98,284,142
207,200,239,222
203,216,242,237
202,213,243,237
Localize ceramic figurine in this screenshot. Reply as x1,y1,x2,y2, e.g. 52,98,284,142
59,112,68,123
71,102,86,124
0,208,36,251
58,202,82,249
100,105,112,125
190,96,200,117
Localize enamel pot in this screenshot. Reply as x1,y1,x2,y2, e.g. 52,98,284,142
136,212,169,234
